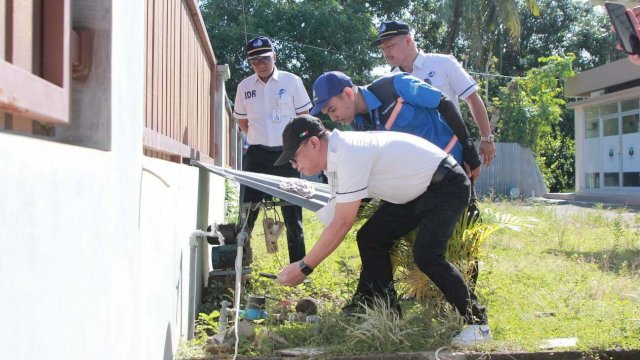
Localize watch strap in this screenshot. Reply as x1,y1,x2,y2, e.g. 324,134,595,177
480,134,495,143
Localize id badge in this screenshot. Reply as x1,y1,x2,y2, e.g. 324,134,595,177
272,109,281,123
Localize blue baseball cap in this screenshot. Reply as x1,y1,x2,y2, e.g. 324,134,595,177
246,36,274,59
310,71,354,115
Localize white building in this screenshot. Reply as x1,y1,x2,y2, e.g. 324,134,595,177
564,58,640,204
1,1,237,359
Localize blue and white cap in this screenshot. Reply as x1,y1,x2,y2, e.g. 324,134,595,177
310,71,354,115
246,36,274,59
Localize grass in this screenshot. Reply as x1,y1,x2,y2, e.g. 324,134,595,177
182,199,640,358
481,201,640,351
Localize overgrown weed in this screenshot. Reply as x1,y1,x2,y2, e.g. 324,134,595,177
179,200,640,357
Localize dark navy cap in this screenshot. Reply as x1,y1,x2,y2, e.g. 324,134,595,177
370,20,411,46
274,115,326,166
310,71,354,115
246,36,274,59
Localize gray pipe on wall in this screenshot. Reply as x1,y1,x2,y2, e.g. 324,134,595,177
187,167,211,340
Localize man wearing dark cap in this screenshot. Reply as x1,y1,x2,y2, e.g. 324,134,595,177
372,20,497,167
233,36,312,263
275,115,492,348
310,70,482,180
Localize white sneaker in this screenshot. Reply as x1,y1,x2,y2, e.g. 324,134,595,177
451,324,492,348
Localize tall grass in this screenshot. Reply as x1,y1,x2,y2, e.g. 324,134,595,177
183,200,640,357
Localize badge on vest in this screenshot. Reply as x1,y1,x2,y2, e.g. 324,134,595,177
272,109,281,123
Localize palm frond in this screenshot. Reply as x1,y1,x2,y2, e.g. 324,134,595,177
527,0,540,17
391,204,535,301
480,207,538,232
496,0,521,39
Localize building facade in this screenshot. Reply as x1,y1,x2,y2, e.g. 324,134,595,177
0,1,237,359
565,58,640,204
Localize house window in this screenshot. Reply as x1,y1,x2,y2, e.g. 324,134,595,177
623,172,640,187
621,98,639,112
585,172,600,189
604,172,620,187
585,105,600,119
585,118,599,138
603,117,619,137
585,105,600,138
601,102,618,116
622,114,639,134
0,0,70,133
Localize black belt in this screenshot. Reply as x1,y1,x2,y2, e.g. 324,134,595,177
252,145,283,152
431,155,459,184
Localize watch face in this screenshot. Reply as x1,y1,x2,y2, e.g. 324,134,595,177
299,261,313,275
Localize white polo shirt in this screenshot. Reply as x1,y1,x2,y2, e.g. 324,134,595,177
325,130,446,205
393,52,477,113
233,68,312,147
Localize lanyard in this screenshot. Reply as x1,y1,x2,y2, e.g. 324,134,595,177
354,108,382,131
371,108,382,129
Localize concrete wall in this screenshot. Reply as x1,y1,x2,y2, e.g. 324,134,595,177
0,1,226,359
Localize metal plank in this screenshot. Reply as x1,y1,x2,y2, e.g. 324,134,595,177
191,160,330,212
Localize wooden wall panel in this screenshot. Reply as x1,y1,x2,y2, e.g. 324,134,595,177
143,0,215,163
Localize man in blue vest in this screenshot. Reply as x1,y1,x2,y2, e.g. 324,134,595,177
310,71,481,179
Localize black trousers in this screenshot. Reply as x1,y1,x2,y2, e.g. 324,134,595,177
355,158,487,325
240,145,305,263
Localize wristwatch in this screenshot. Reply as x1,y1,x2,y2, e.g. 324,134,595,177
480,134,496,143
299,260,314,276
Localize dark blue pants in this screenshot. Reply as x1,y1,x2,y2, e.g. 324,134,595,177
355,159,487,325
240,145,305,263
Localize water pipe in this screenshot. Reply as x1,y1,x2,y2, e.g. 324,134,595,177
187,229,222,340
219,300,232,333
231,229,249,359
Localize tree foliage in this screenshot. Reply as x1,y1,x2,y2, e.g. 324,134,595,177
439,0,539,67
492,54,576,191
200,0,619,191
499,0,621,75
200,0,387,101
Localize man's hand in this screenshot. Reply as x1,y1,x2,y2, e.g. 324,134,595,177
464,163,481,181
465,92,495,166
479,141,497,167
238,119,249,134
277,261,306,287
614,7,640,66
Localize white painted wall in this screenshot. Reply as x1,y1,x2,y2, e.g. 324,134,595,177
569,86,640,198
0,1,226,359
575,107,585,191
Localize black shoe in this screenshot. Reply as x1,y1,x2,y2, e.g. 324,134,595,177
392,301,402,318
340,295,402,318
341,301,366,317
341,293,371,317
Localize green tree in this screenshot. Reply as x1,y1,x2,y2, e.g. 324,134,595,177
438,0,539,66
200,0,384,101
499,0,621,76
493,54,576,191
